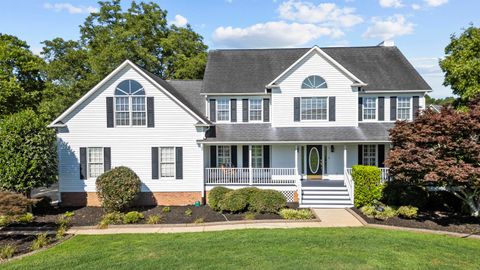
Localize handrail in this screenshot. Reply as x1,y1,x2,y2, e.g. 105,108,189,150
344,168,354,205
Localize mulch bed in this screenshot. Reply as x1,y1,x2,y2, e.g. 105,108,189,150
352,207,480,235
0,233,62,261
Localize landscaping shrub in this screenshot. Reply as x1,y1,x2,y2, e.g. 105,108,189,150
193,217,204,224
234,187,261,203
249,189,286,213
57,211,75,229
162,206,171,213
123,211,144,224
219,190,248,213
31,233,49,251
397,206,418,219
147,215,162,224
279,209,314,220
98,211,125,228
352,165,383,207
382,182,428,209
243,212,256,220
375,206,397,220
184,208,193,217
56,226,67,240
0,215,11,227
207,187,231,211
360,205,376,218
17,213,34,223
96,166,141,212
0,244,16,260
0,192,32,216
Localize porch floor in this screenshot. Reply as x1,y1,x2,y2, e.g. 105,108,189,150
301,180,345,187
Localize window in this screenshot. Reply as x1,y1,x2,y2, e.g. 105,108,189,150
87,147,103,178
160,147,175,178
397,97,411,120
114,80,146,126
301,97,328,120
217,146,231,167
363,97,377,120
302,75,327,89
251,145,263,168
249,99,263,121
363,145,376,166
216,99,230,122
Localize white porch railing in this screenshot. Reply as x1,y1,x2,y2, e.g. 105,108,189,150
345,168,390,182
205,168,297,185
344,168,354,205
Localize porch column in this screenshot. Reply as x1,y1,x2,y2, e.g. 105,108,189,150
248,145,253,185
343,144,347,186
294,145,299,176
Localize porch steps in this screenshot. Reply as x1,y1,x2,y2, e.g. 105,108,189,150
300,185,353,208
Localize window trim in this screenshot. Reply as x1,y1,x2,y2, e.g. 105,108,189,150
250,145,264,168
249,99,263,122
397,96,412,121
159,146,176,179
362,97,378,121
216,145,232,167
362,144,377,166
216,98,230,122
113,80,147,127
87,147,104,179
300,96,329,122
301,75,328,89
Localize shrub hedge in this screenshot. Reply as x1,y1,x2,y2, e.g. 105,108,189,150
0,192,32,216
218,190,248,213
207,187,231,211
209,187,286,214
96,166,141,212
352,165,383,207
249,189,286,214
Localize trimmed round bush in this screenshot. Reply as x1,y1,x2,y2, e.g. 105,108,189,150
96,166,141,212
352,165,383,207
208,186,231,211
219,190,248,213
249,189,286,213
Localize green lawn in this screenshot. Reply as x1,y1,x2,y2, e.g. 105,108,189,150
4,228,480,270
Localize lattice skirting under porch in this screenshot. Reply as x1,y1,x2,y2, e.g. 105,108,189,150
280,190,295,202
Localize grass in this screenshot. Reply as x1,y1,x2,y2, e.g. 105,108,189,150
3,228,480,270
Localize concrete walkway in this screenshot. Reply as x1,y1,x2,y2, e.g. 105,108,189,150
67,209,363,235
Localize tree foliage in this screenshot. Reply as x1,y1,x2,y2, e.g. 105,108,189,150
0,34,45,117
0,110,57,194
439,25,480,101
424,94,456,107
385,99,480,216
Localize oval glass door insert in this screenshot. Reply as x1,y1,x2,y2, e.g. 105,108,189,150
309,147,320,174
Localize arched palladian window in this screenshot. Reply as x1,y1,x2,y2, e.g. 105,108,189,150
301,75,327,89
114,80,146,126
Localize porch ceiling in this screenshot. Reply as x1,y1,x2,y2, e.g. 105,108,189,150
199,123,393,144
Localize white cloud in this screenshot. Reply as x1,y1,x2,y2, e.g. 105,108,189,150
43,3,98,14
171,14,188,27
411,4,421,10
379,0,403,8
213,21,343,48
410,57,442,75
363,14,414,40
424,0,448,7
278,0,363,27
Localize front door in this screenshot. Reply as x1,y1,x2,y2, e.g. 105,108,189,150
306,145,323,180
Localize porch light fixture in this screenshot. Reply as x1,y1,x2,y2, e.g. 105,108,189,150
330,145,335,152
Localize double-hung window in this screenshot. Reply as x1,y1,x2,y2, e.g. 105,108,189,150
87,147,104,178
363,145,377,166
160,147,175,178
114,80,146,126
301,97,327,120
217,146,232,167
397,97,411,120
363,97,377,120
251,145,263,168
216,99,230,122
249,99,263,121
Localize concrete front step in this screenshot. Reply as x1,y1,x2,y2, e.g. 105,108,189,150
300,204,354,208
302,195,350,200
302,190,349,195
301,186,348,191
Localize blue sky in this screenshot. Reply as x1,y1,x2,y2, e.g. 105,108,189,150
1,0,478,97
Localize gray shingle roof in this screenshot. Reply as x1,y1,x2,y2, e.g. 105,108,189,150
166,80,205,115
201,123,394,143
202,46,431,94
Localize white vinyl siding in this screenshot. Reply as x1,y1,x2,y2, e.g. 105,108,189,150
363,97,376,120
217,145,231,167
397,97,411,120
216,99,230,122
160,147,175,178
251,145,263,168
301,97,327,120
87,147,103,178
249,99,263,122
363,145,377,166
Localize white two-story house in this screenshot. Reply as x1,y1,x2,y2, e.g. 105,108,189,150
49,42,431,208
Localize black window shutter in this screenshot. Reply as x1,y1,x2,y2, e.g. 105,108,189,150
242,99,249,122
80,147,87,180
242,145,249,168
294,97,300,122
231,99,237,122
175,147,183,179
357,145,363,165
152,147,159,179
358,97,363,121
263,145,270,168
328,96,336,121
210,146,217,168
231,146,237,167
413,96,420,120
378,144,385,168
104,147,111,172
378,97,385,121
263,99,270,122
106,97,114,128
390,96,397,120
210,99,216,122
147,97,155,127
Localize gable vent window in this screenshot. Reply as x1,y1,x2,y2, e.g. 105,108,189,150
249,99,263,121
363,97,377,120
301,97,328,120
397,97,412,120
114,80,146,126
301,75,327,89
216,99,230,122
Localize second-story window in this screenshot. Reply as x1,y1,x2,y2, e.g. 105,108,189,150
249,99,263,121
301,97,327,120
114,80,146,126
397,97,411,120
216,99,230,122
363,97,377,120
